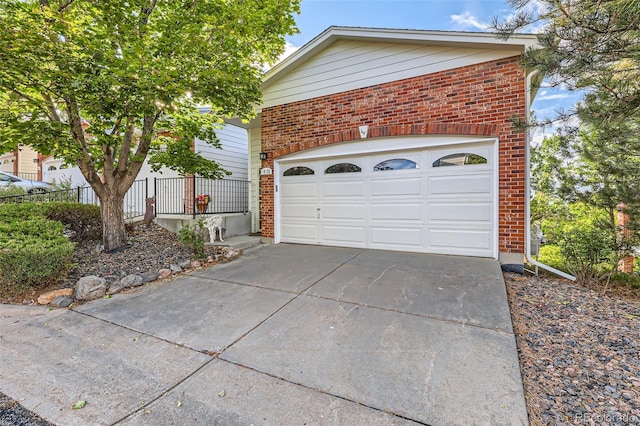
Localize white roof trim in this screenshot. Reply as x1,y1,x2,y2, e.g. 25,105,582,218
263,26,539,90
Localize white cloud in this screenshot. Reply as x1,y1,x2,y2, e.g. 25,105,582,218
449,11,490,31
279,41,299,63
536,93,571,101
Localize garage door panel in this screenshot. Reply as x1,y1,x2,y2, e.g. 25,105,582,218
370,227,422,246
322,204,365,220
281,204,317,219
281,224,318,242
282,182,317,198
429,229,492,250
321,181,365,197
429,175,491,195
371,203,422,221
429,203,492,222
321,226,367,244
371,178,422,196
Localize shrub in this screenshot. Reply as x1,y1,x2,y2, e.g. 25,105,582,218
0,202,101,242
0,202,100,298
560,226,617,284
537,245,570,274
42,203,102,241
177,220,206,258
0,217,74,296
610,272,640,290
0,184,27,200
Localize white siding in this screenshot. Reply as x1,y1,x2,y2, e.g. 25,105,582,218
248,127,261,232
196,123,248,180
263,39,521,108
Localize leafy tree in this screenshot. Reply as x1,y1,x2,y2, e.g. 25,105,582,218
0,0,300,251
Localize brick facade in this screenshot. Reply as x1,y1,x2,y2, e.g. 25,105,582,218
260,56,527,255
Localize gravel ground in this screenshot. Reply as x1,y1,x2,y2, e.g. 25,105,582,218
0,393,53,426
61,223,197,288
505,273,640,425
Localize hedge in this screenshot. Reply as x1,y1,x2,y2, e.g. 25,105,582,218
0,202,101,296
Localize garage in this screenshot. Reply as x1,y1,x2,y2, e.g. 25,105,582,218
275,138,497,258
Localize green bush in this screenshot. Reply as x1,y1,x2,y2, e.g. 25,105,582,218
610,272,640,290
0,184,27,199
537,245,570,274
42,203,102,241
0,202,101,298
0,202,101,242
0,217,74,295
560,226,617,284
177,220,206,258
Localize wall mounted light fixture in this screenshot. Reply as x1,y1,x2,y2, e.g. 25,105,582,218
259,152,268,160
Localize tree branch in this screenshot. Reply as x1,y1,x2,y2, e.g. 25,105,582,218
115,117,136,177
140,0,158,25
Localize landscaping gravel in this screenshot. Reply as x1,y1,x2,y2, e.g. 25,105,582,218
62,223,195,288
505,273,640,426
0,393,52,426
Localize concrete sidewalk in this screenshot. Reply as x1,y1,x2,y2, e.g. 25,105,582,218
0,244,528,425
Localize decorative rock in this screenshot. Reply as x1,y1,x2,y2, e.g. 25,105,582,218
158,268,172,279
51,296,74,308
120,274,144,287
141,271,160,283
169,264,182,274
93,244,104,254
222,247,239,259
207,256,215,263
190,260,201,269
37,288,73,305
75,276,107,301
179,260,190,269
107,280,127,295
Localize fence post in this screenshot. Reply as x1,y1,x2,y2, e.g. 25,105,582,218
145,178,148,200
154,178,158,217
77,186,80,203
192,175,197,219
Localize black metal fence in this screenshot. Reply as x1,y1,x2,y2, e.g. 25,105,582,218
0,186,98,205
154,177,249,216
0,177,249,219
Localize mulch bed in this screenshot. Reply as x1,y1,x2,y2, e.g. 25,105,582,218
505,273,640,425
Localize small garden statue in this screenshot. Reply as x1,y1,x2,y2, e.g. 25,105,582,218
204,215,224,242
144,197,155,227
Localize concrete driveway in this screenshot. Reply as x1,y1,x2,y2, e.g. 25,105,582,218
0,244,528,425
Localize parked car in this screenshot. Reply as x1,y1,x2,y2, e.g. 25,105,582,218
0,171,53,193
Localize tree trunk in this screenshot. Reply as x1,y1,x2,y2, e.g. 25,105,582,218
100,192,127,252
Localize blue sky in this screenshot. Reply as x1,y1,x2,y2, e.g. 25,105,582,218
283,0,581,139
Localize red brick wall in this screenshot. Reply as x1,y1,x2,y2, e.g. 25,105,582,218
260,56,527,254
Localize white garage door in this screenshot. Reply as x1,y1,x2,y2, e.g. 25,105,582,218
277,142,496,257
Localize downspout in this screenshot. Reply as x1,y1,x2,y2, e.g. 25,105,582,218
525,69,576,281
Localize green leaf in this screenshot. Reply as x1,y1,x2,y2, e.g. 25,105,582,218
72,400,86,410
217,390,226,397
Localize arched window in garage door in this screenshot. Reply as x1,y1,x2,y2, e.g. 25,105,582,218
373,159,418,171
432,153,487,167
325,163,361,174
283,166,315,176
